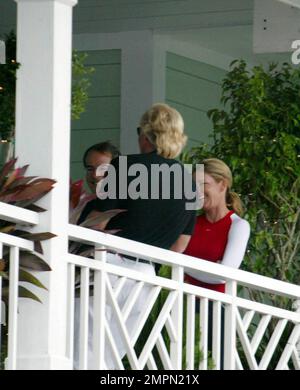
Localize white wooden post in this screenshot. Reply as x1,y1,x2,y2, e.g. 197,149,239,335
14,0,77,369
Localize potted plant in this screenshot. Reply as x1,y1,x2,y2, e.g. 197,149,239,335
0,157,58,368
0,158,56,303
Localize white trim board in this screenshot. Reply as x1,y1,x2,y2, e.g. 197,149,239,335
277,0,300,7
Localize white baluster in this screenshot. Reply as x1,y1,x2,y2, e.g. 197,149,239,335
199,297,208,370
92,244,107,369
79,267,90,370
66,263,75,363
170,265,184,369
293,299,300,361
186,294,195,370
224,281,237,370
212,300,222,370
7,247,19,370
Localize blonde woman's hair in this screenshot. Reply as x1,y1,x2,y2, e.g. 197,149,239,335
139,103,187,159
203,158,243,216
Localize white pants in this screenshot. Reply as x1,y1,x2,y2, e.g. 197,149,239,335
73,253,155,369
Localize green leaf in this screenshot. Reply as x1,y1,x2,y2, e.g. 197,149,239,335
0,224,16,234
8,179,56,202
0,258,6,272
1,285,42,303
19,268,48,290
18,286,42,303
19,251,51,272
19,232,57,241
181,58,300,290
0,158,17,187
23,204,47,213
80,209,127,229
0,271,9,279
34,240,44,254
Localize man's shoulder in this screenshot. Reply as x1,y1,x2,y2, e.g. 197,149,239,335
112,152,183,166
111,153,145,165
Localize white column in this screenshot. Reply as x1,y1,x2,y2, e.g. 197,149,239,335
14,0,77,369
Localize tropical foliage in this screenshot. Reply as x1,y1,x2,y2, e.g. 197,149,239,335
69,179,95,225
182,59,300,368
0,158,56,304
0,31,19,141
71,51,94,121
69,179,125,259
182,59,300,295
0,31,94,142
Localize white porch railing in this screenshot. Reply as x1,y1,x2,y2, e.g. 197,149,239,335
67,224,300,370
1,203,300,370
0,203,39,370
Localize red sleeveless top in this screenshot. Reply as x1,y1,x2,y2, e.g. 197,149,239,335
184,211,235,293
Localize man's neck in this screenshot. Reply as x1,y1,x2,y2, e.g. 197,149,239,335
141,146,156,154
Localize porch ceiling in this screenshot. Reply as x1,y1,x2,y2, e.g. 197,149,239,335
1,0,254,36
0,0,292,64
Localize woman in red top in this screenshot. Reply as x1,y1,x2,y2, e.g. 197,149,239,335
184,158,250,292
184,158,250,369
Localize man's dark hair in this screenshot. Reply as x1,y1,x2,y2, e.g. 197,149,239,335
83,141,120,167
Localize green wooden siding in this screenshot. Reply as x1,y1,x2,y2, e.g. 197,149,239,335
166,52,226,150
71,49,121,182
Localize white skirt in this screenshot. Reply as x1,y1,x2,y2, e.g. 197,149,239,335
73,253,155,369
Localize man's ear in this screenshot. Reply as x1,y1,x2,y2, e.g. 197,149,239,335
220,179,227,193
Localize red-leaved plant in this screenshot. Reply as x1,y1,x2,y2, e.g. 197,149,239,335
69,178,126,258
0,158,56,303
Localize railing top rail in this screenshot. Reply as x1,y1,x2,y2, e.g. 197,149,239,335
68,224,300,299
67,252,300,323
0,202,39,226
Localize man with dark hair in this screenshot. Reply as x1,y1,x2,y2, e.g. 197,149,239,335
83,141,120,193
